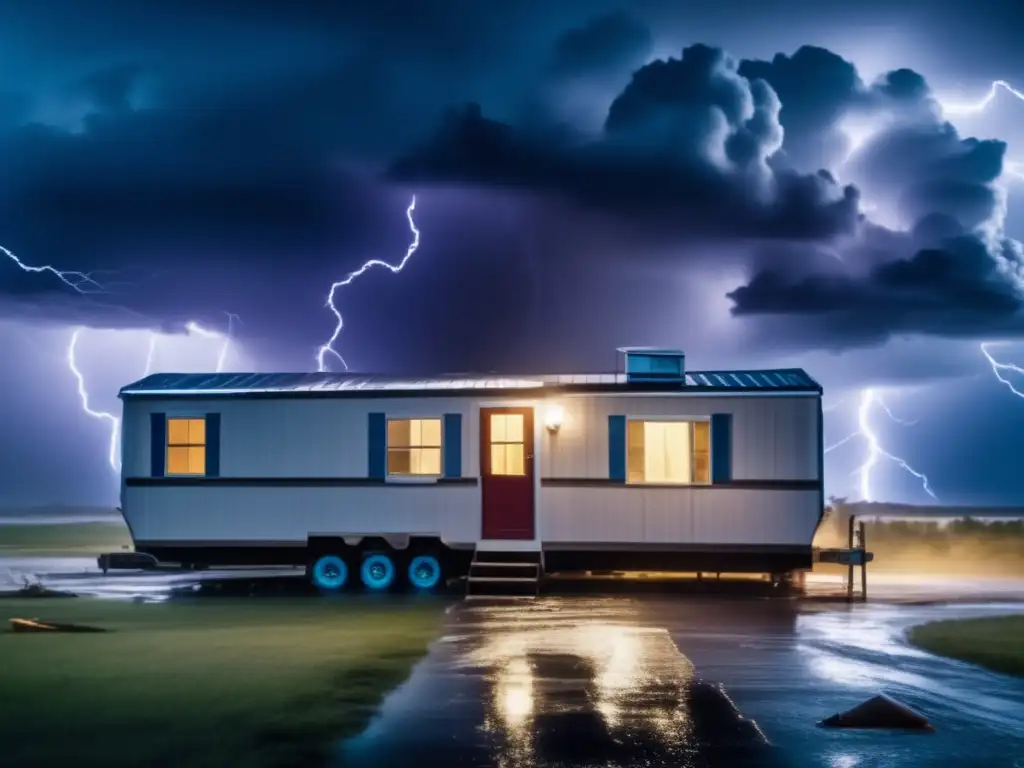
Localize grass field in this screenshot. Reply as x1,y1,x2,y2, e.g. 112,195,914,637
0,596,446,767
908,615,1024,677
0,521,133,556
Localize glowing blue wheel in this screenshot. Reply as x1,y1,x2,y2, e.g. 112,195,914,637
407,554,443,590
311,554,348,590
360,553,396,590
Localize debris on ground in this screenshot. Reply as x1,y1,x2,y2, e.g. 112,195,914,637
8,617,108,633
819,693,935,731
0,577,78,600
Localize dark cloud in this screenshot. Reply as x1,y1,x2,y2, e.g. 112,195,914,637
872,68,932,104
0,3,1020,361
650,38,1021,350
0,3,626,335
391,39,1024,352
78,64,145,115
729,234,1024,346
848,122,1005,229
392,45,861,243
737,45,866,173
545,11,652,81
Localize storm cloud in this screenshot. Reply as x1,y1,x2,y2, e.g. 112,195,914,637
396,39,1024,350
393,45,862,243
545,11,653,82
0,4,1022,355
726,50,1024,345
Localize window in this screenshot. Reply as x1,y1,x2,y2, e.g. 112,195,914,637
388,418,442,476
490,413,525,476
167,417,206,475
627,419,710,484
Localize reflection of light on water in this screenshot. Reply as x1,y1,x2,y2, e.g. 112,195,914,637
798,610,942,690
801,644,886,689
798,604,1024,738
594,627,646,730
499,656,534,725
831,755,859,768
596,629,640,690
800,610,931,660
470,621,692,753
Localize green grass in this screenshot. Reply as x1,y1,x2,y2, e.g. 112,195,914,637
0,596,446,767
0,521,133,556
908,615,1024,677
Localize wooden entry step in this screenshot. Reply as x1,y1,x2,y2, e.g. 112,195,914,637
465,549,543,599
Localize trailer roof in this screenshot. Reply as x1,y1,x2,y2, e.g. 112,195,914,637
119,368,821,398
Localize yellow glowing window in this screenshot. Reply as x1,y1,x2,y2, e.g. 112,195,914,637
387,418,442,476
166,418,206,476
627,419,710,485
490,413,525,476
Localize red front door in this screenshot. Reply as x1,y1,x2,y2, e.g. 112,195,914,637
480,407,535,539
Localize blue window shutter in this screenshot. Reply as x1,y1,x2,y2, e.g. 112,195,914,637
368,412,387,479
443,413,462,478
150,413,166,477
608,415,626,483
711,413,733,483
205,413,221,478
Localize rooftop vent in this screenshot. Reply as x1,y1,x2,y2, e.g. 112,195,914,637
618,347,685,383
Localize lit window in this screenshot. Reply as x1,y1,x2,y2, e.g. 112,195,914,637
167,418,206,476
490,413,525,476
627,419,710,484
388,418,442,476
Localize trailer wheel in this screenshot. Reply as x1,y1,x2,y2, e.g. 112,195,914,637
310,554,349,590
360,553,396,591
407,554,443,590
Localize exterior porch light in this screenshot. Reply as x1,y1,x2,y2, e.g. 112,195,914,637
544,404,564,433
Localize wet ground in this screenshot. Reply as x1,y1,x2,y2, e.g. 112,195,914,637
339,598,774,768
339,597,1024,768
3,558,1024,767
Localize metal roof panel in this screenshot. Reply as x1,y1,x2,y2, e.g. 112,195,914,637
119,367,819,396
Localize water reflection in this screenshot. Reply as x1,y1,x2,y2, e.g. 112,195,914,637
459,606,767,767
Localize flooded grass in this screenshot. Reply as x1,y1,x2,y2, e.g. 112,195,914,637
0,596,446,767
908,615,1024,677
0,521,132,556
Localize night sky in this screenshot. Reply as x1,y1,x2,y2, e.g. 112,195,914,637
2,0,1024,508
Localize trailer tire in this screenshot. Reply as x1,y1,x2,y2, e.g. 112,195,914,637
407,553,444,590
310,554,349,590
360,552,397,591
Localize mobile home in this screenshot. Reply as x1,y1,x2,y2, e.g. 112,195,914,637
117,349,824,595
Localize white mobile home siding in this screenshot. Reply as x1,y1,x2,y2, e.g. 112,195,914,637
538,394,820,547
120,390,821,549
122,396,484,546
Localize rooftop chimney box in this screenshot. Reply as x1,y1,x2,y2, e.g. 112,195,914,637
619,348,686,383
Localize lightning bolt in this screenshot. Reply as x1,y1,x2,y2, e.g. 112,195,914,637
939,83,1024,380
938,80,1024,115
316,195,420,372
825,388,936,502
823,397,847,413
936,80,1024,181
980,342,1024,397
143,334,157,376
67,328,122,471
1,244,106,294
67,315,241,474
186,312,241,372
3,244,123,470
2,240,243,476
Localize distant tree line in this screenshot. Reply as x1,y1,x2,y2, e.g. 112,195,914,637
822,497,1024,539
816,498,1024,575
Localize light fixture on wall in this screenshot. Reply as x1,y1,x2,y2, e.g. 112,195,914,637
544,404,564,433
